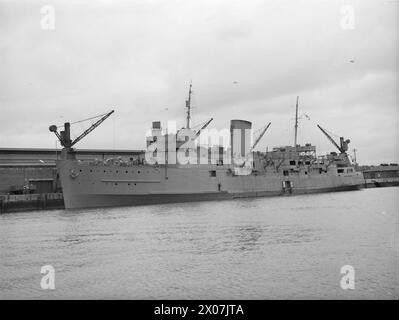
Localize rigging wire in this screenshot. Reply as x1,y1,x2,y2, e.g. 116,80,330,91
190,121,203,130
294,111,343,142
56,111,111,128
323,127,341,139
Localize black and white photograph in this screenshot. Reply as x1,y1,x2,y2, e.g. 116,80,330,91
0,0,398,308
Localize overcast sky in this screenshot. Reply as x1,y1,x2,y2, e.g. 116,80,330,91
0,0,398,164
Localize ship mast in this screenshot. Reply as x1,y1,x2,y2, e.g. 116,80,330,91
185,82,192,129
294,96,299,150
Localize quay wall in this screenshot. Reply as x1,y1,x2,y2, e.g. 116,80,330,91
0,193,64,214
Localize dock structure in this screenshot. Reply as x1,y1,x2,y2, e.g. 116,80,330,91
361,164,399,188
0,193,64,214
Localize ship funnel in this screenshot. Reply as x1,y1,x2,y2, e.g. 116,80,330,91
230,120,252,162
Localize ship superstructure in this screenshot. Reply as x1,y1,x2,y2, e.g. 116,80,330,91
51,85,364,209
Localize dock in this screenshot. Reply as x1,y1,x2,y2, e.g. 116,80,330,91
0,193,64,214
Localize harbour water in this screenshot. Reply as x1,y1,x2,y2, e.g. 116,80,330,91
1,187,397,299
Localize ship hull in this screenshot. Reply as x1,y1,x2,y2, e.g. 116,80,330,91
57,160,364,210
62,185,362,209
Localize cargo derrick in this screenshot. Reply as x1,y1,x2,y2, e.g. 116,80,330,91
317,124,352,167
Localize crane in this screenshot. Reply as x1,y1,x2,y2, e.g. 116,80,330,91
238,122,271,168
195,118,213,138
317,124,350,154
249,122,271,153
49,110,115,149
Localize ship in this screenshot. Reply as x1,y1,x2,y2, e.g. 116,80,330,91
51,84,364,209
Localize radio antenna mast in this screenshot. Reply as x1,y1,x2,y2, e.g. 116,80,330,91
294,96,299,150
186,81,193,129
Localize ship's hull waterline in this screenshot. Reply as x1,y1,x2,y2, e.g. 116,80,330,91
58,160,364,209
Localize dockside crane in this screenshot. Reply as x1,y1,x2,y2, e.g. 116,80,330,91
317,124,350,154
49,110,115,149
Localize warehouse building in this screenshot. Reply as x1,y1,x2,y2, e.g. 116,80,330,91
361,163,399,187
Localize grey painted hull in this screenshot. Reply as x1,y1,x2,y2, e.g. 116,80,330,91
57,160,364,209
62,185,362,210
